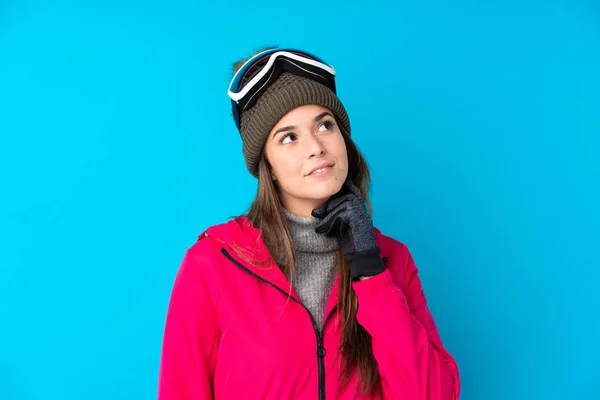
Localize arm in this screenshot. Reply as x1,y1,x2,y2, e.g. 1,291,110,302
352,244,460,399
158,248,220,399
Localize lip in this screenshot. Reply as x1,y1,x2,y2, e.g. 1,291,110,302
307,162,334,176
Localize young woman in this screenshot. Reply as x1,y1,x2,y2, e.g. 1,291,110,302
158,48,460,399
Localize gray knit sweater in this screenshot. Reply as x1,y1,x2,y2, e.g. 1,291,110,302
284,210,340,331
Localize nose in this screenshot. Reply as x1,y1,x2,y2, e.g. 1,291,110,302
306,133,326,158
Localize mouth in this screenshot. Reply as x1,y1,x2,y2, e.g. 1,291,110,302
307,162,334,176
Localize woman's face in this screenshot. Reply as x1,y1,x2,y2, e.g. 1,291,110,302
264,104,349,217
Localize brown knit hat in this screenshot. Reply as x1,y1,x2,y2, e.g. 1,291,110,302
239,72,351,178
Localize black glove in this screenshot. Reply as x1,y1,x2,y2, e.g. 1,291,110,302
311,177,386,281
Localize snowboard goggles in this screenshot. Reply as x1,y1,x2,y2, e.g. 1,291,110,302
227,48,337,131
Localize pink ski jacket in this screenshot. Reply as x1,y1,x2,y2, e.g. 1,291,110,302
158,216,460,399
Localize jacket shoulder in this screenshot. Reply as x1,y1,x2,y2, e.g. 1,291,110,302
184,221,234,264
374,227,409,258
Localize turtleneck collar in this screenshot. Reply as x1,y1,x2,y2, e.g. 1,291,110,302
284,209,339,254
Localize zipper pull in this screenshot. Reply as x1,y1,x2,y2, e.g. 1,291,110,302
317,345,326,357
316,331,326,357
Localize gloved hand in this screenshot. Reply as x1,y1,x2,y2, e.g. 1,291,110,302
311,177,386,281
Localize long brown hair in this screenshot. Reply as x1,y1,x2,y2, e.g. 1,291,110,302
231,48,381,396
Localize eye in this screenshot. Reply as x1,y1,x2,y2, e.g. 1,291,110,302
279,133,297,144
318,119,336,132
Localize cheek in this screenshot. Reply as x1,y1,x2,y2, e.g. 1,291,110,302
268,149,302,177
332,135,349,168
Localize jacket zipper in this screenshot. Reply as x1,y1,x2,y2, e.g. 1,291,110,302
221,248,337,400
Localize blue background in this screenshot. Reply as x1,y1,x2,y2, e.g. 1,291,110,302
1,1,599,399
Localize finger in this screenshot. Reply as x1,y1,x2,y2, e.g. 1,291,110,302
312,189,348,218
314,206,346,234
324,191,354,213
326,214,344,237
346,180,363,199
337,217,351,236
311,205,327,219
313,191,353,219
314,207,347,235
312,180,357,219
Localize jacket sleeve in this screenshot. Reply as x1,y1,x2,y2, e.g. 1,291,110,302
352,243,460,399
158,247,220,399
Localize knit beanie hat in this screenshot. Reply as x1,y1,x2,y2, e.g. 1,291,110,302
238,72,351,178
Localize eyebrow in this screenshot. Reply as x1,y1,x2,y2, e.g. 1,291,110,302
272,111,333,139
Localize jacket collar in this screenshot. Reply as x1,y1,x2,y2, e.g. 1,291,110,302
201,216,302,302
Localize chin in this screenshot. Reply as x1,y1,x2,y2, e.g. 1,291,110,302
309,178,344,199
